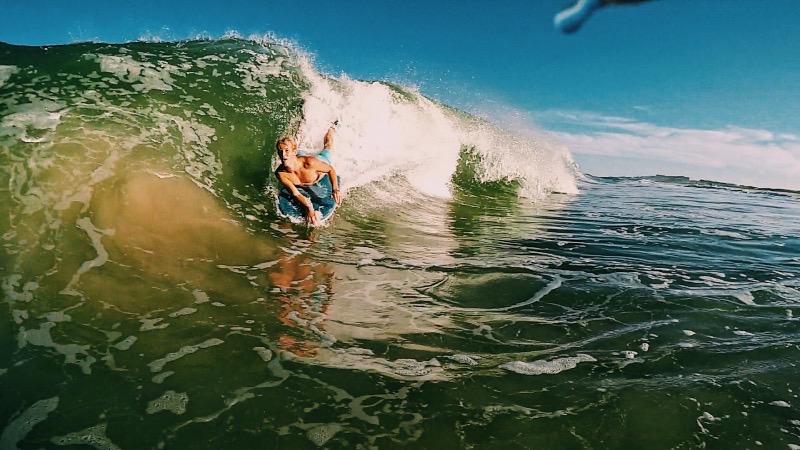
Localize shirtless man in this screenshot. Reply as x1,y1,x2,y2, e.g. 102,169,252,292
275,125,342,226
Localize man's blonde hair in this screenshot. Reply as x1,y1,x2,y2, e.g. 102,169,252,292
276,136,297,151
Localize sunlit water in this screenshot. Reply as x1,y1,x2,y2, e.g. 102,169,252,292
2,38,800,449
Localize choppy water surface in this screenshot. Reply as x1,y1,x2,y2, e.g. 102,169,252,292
1,38,800,449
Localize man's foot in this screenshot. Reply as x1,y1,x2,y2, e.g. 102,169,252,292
554,0,603,34
324,123,336,150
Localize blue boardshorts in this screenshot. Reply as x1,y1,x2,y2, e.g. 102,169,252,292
298,148,332,165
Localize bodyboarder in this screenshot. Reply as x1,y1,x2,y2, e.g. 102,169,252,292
274,123,342,226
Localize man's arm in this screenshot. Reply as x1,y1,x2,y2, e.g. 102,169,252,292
307,159,341,205
329,166,341,205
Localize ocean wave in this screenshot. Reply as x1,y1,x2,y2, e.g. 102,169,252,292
1,36,578,228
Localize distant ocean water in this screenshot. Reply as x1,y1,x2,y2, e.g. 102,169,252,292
1,38,799,449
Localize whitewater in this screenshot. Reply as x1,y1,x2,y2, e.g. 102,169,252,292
1,37,799,449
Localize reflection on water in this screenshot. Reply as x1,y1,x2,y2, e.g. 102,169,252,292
93,172,278,267
88,172,279,307
269,252,335,357
3,171,800,448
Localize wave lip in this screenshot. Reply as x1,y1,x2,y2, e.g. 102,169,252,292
295,56,579,201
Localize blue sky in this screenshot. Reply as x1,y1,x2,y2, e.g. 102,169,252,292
2,0,799,189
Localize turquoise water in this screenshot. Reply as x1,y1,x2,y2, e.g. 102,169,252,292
1,38,799,449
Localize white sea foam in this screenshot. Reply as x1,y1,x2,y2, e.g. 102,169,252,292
0,100,67,143
0,65,18,87
699,275,726,285
12,310,27,324
293,55,578,201
150,111,221,187
60,217,114,297
161,114,216,147
735,291,758,306
193,289,210,304
51,423,120,450
254,346,273,362
318,349,446,381
307,423,342,447
0,396,59,450
446,354,482,366
148,338,225,372
151,371,174,384
501,354,596,375
18,322,95,374
237,49,292,96
146,390,189,415
112,336,137,351
139,317,169,331
493,277,562,312
169,307,197,318
700,228,749,240
3,275,36,304
93,54,176,92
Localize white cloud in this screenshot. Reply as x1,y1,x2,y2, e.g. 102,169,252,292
548,111,800,190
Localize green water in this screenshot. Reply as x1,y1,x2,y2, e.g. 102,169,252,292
1,38,800,449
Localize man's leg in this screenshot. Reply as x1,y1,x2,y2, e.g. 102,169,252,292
323,122,336,150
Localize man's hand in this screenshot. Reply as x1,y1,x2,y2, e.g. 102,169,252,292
332,189,341,206
305,206,319,226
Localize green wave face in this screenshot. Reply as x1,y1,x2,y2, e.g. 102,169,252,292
1,38,307,213
0,37,577,219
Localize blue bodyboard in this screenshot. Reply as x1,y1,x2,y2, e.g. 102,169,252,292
278,174,339,224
